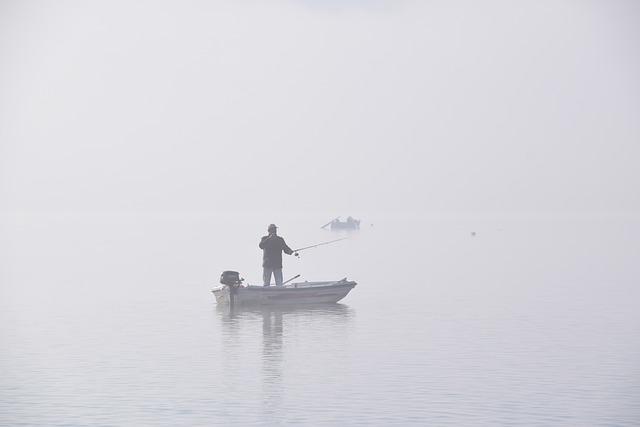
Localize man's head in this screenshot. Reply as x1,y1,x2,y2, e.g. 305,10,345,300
268,224,277,234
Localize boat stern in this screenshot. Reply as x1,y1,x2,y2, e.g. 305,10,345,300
211,286,230,304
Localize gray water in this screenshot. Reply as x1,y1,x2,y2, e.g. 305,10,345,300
1,213,639,425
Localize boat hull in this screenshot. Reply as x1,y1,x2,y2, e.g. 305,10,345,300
330,222,359,230
212,280,356,306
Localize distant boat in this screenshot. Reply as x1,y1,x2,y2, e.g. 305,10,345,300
322,217,360,230
212,278,357,306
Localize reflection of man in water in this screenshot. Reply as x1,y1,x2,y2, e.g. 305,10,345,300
259,224,294,287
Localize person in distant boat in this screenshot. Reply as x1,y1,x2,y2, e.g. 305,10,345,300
259,224,294,287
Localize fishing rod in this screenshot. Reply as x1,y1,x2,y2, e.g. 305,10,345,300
293,237,349,256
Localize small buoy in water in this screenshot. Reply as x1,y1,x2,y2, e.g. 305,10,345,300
471,232,476,237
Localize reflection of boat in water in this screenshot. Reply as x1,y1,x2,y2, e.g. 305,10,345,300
216,301,354,317
215,302,354,423
212,278,357,306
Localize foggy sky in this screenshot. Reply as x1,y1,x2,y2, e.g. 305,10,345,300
1,0,639,216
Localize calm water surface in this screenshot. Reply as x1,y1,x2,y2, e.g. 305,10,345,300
1,214,639,425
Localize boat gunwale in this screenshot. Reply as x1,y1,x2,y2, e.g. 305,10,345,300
241,281,356,292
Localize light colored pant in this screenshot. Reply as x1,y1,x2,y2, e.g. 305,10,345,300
263,267,283,286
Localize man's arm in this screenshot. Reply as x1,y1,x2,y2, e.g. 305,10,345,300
281,238,293,255
259,236,268,249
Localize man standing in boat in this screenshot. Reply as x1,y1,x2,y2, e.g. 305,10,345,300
259,224,294,287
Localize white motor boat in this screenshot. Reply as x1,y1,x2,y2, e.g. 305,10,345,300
212,272,356,306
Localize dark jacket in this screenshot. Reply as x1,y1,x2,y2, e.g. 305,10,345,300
259,235,293,268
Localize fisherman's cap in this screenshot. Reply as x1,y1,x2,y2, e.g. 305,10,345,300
268,223,277,231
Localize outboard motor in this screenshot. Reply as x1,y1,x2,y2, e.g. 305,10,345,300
220,271,243,307
220,271,242,287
